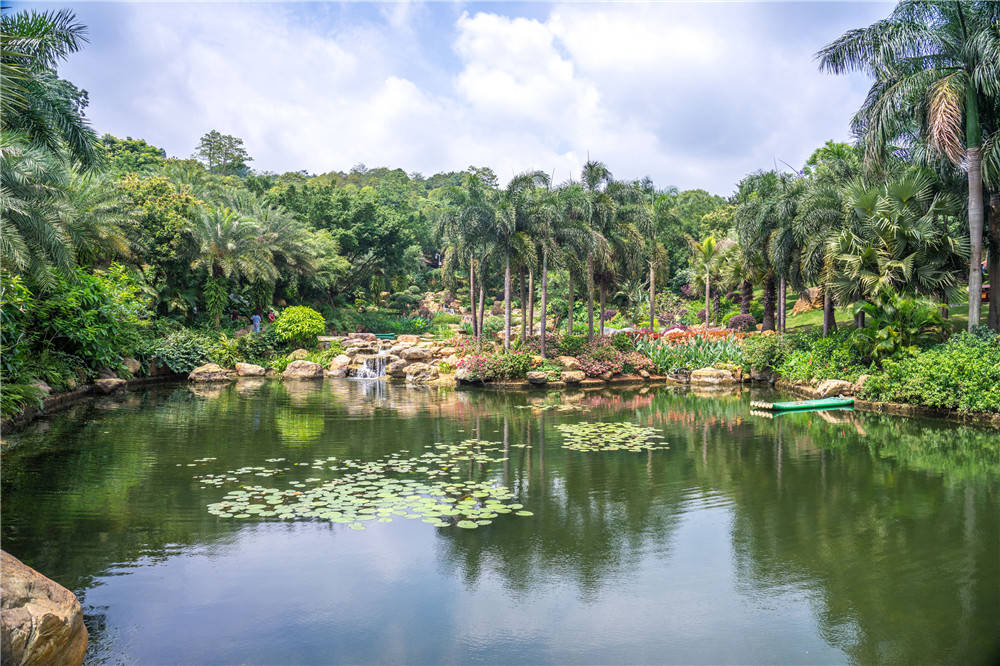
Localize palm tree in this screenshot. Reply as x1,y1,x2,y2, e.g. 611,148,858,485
689,236,723,327
497,171,547,350
190,207,274,327
581,160,613,338
818,0,1000,331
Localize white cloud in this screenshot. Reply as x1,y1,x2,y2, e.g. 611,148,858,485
63,1,891,194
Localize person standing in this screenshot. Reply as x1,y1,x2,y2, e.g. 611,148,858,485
251,311,262,333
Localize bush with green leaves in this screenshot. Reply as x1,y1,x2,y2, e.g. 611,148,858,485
635,336,742,374
738,333,789,375
236,329,285,364
610,332,635,352
207,333,241,368
431,311,462,326
481,315,505,340
144,329,212,373
358,311,429,334
558,334,587,357
274,306,326,348
860,329,1000,413
853,295,945,364
777,331,869,383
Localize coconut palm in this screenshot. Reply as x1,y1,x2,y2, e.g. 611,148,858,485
581,160,614,338
689,236,724,327
496,171,547,350
818,0,1000,331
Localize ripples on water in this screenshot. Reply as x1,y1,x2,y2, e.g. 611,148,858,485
2,379,998,665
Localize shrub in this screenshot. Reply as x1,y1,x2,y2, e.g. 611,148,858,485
860,329,1000,413
853,295,945,364
207,333,241,368
635,336,742,374
610,332,634,352
457,349,533,380
727,314,756,331
431,311,462,326
274,306,326,348
481,315,504,340
236,329,284,364
739,333,787,374
358,311,429,335
776,331,868,383
145,329,212,373
558,334,587,357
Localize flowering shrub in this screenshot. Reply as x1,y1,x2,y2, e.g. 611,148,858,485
558,334,587,356
453,336,491,357
727,314,756,331
457,349,533,380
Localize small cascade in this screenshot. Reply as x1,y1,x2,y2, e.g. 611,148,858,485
354,353,387,379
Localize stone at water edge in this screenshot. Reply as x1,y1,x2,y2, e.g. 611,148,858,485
561,370,586,384
556,356,580,370
1,550,88,666
854,374,872,393
454,367,481,384
29,379,52,397
815,379,855,398
689,367,737,385
328,354,351,371
599,371,614,382
188,363,232,382
235,362,266,377
403,362,439,384
94,378,126,394
526,371,548,385
287,348,310,361
401,347,432,361
396,334,420,344
123,357,141,375
281,360,324,380
327,367,349,378
386,359,410,378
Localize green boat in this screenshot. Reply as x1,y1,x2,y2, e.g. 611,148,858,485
750,397,854,412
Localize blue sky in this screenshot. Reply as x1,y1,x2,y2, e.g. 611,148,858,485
21,1,892,194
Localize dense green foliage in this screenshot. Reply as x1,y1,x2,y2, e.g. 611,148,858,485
274,306,326,348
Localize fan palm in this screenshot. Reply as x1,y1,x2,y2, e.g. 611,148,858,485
818,0,1000,330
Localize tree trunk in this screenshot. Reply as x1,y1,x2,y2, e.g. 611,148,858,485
599,282,607,336
469,259,478,339
854,302,865,330
503,255,511,351
761,276,776,331
778,277,786,332
741,280,752,315
704,276,711,329
477,284,486,341
987,191,1000,332
586,254,595,340
649,261,656,331
567,268,574,335
967,147,984,331
822,289,836,335
540,251,549,359
527,269,535,339
520,267,527,343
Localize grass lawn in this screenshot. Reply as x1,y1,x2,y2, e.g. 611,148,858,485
781,290,992,333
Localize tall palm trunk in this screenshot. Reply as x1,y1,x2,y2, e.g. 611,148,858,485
519,267,527,343
599,281,606,335
649,261,656,331
540,250,549,359
822,289,836,335
741,280,752,315
586,254,595,339
967,147,984,331
988,192,1000,332
477,284,486,342
762,276,776,331
567,268,574,335
527,269,535,338
503,254,511,351
704,275,711,329
778,277,786,332
469,258,478,339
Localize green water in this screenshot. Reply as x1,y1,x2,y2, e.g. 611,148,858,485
2,379,998,665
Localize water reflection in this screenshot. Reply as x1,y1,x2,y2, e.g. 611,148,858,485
1,380,997,665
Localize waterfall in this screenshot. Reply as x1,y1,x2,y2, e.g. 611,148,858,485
354,354,387,379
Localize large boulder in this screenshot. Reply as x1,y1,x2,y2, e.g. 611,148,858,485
854,374,872,393
437,347,457,357
287,348,310,361
815,379,855,398
401,347,432,362
281,360,324,380
791,286,823,316
556,356,580,370
328,354,351,371
526,371,548,385
404,362,439,384
396,334,420,344
386,359,410,378
235,362,265,377
188,363,231,382
122,358,141,376
1,550,88,666
94,378,126,394
690,367,737,385
29,380,52,397
455,367,481,384
561,370,586,384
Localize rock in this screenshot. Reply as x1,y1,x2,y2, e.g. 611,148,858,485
97,367,116,380
561,370,586,384
556,356,580,370
29,380,52,397
396,334,420,344
690,367,737,385
149,359,174,377
401,347,432,361
455,367,481,384
327,367,349,378
791,286,824,316
188,363,231,382
350,332,377,342
526,371,548,385
609,374,645,384
816,379,855,398
750,368,774,383
1,550,88,666
442,354,460,367
287,349,310,361
281,360,324,380
235,362,265,377
531,355,544,366
328,354,351,371
93,378,126,394
599,371,614,381
437,347,457,357
639,369,650,379
386,359,410,378
404,362,439,384
855,374,872,393
123,358,141,375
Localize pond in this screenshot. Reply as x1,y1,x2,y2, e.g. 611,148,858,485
2,379,999,665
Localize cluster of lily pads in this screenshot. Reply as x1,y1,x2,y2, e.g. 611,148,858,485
554,421,668,452
196,439,533,531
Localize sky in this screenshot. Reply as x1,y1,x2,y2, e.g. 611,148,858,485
20,1,893,195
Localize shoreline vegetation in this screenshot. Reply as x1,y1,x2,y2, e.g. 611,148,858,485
2,4,999,427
